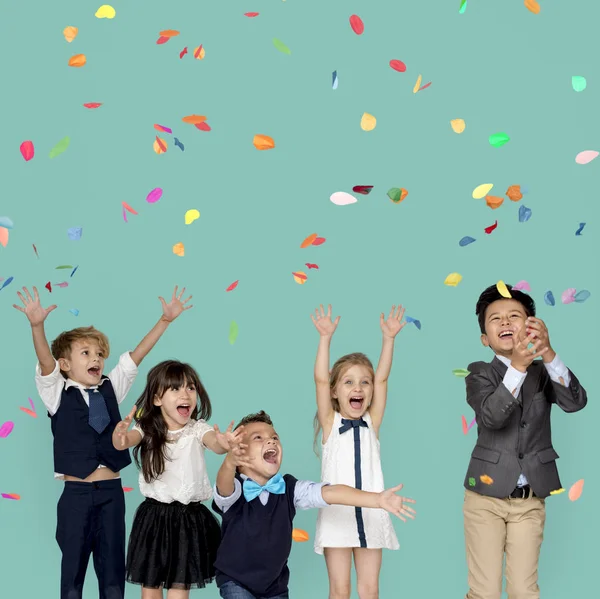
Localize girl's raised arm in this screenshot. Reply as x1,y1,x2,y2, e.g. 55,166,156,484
112,406,142,450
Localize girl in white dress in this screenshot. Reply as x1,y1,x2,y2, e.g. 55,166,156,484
310,304,416,599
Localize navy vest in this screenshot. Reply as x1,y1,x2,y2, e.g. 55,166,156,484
49,377,132,479
212,473,298,597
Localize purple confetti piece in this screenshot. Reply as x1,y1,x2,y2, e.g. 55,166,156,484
146,188,163,204
561,288,576,304
0,421,14,438
28,398,34,412
468,417,476,430
513,280,531,292
156,124,172,134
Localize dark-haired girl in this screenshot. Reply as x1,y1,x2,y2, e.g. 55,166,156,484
112,360,243,599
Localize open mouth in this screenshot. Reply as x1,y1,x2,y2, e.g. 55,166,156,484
263,448,278,464
88,366,101,376
498,330,514,340
349,396,364,410
176,404,191,417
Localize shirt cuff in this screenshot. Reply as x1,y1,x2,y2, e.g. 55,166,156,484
213,478,242,512
544,354,570,385
503,365,527,397
118,351,138,373
35,359,61,384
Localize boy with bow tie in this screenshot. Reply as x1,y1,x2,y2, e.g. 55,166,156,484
212,411,416,599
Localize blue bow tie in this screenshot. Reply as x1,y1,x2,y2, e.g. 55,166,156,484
339,417,368,434
243,474,286,502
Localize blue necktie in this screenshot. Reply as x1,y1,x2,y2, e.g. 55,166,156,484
243,474,286,502
88,387,110,434
339,417,368,434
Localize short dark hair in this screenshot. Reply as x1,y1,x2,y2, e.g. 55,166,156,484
475,284,536,334
234,410,273,431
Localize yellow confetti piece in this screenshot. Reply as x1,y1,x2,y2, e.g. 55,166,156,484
95,5,116,19
472,184,494,199
413,75,422,94
360,113,376,131
194,46,206,60
496,280,512,298
63,26,78,43
444,273,462,287
292,271,308,285
153,138,167,154
185,209,200,225
480,474,494,485
450,119,466,134
173,242,185,257
550,488,565,496
135,407,144,419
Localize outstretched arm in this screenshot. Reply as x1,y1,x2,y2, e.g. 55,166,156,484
112,406,142,450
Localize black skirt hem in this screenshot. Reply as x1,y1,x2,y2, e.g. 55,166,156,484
125,575,216,590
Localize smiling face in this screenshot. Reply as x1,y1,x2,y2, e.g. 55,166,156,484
481,299,529,357
238,421,282,485
59,339,106,387
332,364,374,419
153,377,197,430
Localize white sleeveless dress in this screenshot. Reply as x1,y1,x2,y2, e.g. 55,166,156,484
314,411,399,554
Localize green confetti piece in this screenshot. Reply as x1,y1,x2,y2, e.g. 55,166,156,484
459,0,467,13
572,76,587,92
468,477,476,487
489,133,510,148
49,136,70,159
387,188,401,203
229,321,239,345
55,265,74,269
453,369,469,377
273,38,291,55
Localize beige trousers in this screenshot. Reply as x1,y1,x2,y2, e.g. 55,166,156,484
463,489,546,599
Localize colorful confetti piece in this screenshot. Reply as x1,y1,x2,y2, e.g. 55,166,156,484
450,119,466,134
518,205,532,222
185,209,200,224
453,369,469,377
575,150,598,165
0,217,13,229
459,0,468,14
300,233,318,248
63,26,78,43
273,39,291,55
123,487,134,492
412,75,422,93
292,271,308,284
173,243,185,257
574,290,590,303
0,228,8,248
562,288,576,304
174,138,185,151
524,0,541,14
360,113,376,131
95,5,116,19
67,227,82,241
459,236,475,247
513,280,531,292
485,195,504,210
49,137,70,159
83,103,102,109
349,15,364,35
572,76,587,92
405,316,421,330
146,188,163,203
496,281,512,298
575,223,586,236
69,309,80,316
305,263,319,269
1,494,20,500
472,184,493,199
568,479,584,501
544,291,556,306
444,273,462,287
253,135,275,150
387,188,408,203
506,185,523,201
489,133,510,148
68,54,87,68
352,186,373,195
229,321,239,345
292,529,309,542
226,281,239,292
332,71,338,89
480,475,494,485
330,192,358,206
20,141,34,162
389,59,406,72
0,422,15,438
193,45,206,60
154,137,168,154
0,276,14,291
550,488,565,495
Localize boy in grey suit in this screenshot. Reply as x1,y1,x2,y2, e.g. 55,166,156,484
463,283,587,599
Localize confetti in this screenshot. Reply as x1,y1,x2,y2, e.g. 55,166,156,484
229,321,239,345
253,135,275,150
69,309,79,316
292,529,309,542
226,280,239,292
19,407,36,418
1,494,20,500
154,137,167,154
193,45,206,60
45,282,52,293
184,209,200,224
459,0,468,13
63,26,78,43
450,119,466,134
122,202,138,222
444,273,462,287
160,30,180,38
524,0,541,14
332,71,338,89
330,192,358,206
461,416,468,435
154,124,172,134
182,115,207,124
195,122,211,132
480,475,493,485
459,236,475,247
174,138,185,151
156,36,170,45
387,188,408,204
568,479,584,502
453,369,469,377
349,15,364,35
123,487,134,492
0,422,14,438
273,38,291,55
83,103,102,109
485,195,504,210
496,281,512,298
418,81,432,92
54,282,69,288
33,244,39,258
173,243,185,257
95,5,116,19
550,488,565,495
71,266,79,277
0,276,14,291
352,186,373,195
544,291,555,306
49,137,70,159
574,290,590,303
292,271,308,284
179,47,188,58
513,280,531,292
305,263,319,269
575,150,598,165
146,188,163,203
0,217,13,229
405,316,421,330
412,75,422,93
20,141,34,161
572,76,587,92
360,113,376,131
468,477,476,487
244,12,259,18
389,59,406,73
489,133,510,148
575,223,586,236
0,227,9,248
484,221,498,234
562,288,576,304
55,265,73,270
472,184,493,199
68,54,87,68
518,205,532,222
300,233,318,248
506,185,523,202
67,227,82,241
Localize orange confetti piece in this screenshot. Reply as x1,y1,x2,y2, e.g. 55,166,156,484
524,0,541,14
485,195,504,210
193,45,205,59
173,243,185,257
253,134,275,150
292,271,308,285
506,185,523,202
300,233,318,248
63,26,78,43
153,137,167,154
68,54,87,68
480,475,494,485
568,479,584,502
182,115,207,125
19,408,37,418
1,493,20,500
0,227,9,248
159,29,180,38
292,528,309,542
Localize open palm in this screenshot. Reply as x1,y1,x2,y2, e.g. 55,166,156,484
380,305,406,338
13,286,57,326
159,286,192,322
310,304,340,337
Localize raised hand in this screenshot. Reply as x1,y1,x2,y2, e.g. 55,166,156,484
214,422,245,452
13,286,57,326
511,325,548,371
226,442,254,469
159,286,192,322
525,317,554,357
380,304,406,339
114,406,136,449
378,483,417,522
310,304,340,337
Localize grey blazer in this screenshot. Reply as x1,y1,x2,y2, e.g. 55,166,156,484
463,357,587,499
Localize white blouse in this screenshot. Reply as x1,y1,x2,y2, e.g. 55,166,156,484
132,419,214,505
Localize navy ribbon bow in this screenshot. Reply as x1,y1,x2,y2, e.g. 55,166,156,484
339,417,368,434
243,474,286,502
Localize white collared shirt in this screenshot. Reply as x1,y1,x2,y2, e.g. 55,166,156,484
35,352,138,479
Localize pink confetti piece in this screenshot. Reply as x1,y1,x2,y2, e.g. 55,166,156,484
123,487,134,492
54,282,69,288
561,288,576,304
513,280,531,292
1,493,20,500
19,408,37,418
154,124,172,134
461,415,468,435
146,188,163,203
29,397,35,412
0,421,14,438
575,150,599,165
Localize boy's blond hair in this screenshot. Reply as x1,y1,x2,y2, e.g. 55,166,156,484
51,326,110,378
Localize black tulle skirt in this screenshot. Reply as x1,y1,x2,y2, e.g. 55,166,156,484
126,497,221,589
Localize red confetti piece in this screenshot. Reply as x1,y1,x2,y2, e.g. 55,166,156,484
155,136,167,152
305,263,319,269
226,280,239,292
20,141,34,162
19,408,37,418
1,493,20,500
195,122,211,131
33,244,39,258
418,81,432,91
83,103,102,109
312,237,326,246
462,415,468,435
349,14,364,35
244,12,259,17
156,36,170,45
389,59,406,72
352,185,373,195
193,45,203,59
154,124,172,134
123,487,134,492
484,220,498,234
45,282,52,293
292,271,307,281
179,47,188,58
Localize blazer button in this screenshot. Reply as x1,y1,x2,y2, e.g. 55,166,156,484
518,453,524,459
521,422,527,428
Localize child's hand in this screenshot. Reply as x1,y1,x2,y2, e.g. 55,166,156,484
114,406,136,449
511,325,548,372
380,304,406,339
214,422,245,452
159,286,192,322
226,442,254,469
525,317,555,361
13,286,57,326
310,304,340,337
378,484,417,522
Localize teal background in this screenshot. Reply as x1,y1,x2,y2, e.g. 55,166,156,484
1,1,598,597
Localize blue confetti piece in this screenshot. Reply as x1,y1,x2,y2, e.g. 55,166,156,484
0,276,14,291
405,316,421,330
459,236,476,247
0,216,14,229
70,265,79,278
519,205,532,222
69,308,79,316
174,138,185,151
332,70,338,90
575,222,586,236
544,291,555,306
67,227,82,241
574,290,591,303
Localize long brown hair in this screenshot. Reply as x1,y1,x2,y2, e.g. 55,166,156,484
133,360,212,483
313,352,375,456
